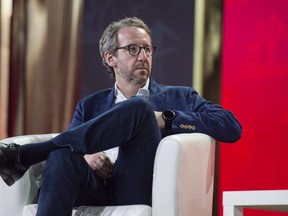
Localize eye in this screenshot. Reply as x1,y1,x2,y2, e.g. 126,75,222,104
144,46,152,54
129,45,140,55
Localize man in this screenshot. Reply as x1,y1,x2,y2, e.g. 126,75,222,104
0,17,242,216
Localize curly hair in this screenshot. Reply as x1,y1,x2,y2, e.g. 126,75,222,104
99,17,152,79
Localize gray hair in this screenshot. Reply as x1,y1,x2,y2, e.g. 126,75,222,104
99,17,152,79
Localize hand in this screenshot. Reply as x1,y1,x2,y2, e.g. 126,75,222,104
154,111,165,129
84,152,114,179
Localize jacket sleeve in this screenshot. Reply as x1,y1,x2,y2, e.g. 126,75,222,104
67,100,84,130
169,88,242,143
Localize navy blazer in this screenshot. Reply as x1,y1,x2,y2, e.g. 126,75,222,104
68,78,241,143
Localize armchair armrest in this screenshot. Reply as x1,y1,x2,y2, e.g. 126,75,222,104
0,133,59,216
152,133,216,216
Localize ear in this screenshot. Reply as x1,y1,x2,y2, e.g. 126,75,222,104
104,52,117,67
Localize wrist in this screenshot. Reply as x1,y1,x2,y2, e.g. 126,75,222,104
162,110,176,131
154,111,165,128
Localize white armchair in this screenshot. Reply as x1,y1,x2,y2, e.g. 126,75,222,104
0,133,215,216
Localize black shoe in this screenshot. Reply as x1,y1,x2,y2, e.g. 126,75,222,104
0,143,28,186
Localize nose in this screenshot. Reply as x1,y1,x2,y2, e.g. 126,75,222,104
137,48,149,60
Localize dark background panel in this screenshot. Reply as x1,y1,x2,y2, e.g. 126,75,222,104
82,0,195,97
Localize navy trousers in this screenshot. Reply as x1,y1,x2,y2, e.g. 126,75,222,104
36,97,162,216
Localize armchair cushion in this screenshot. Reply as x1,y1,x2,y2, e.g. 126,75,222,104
23,204,151,216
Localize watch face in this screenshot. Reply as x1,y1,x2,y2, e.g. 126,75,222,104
163,110,175,120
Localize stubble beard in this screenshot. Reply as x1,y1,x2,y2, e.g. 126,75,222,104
117,63,149,86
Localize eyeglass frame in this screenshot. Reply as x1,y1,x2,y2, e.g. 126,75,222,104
115,44,156,56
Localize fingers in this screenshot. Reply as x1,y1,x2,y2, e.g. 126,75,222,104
95,153,114,178
98,152,114,168
84,152,114,179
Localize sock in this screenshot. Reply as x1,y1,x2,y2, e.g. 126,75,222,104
19,140,59,168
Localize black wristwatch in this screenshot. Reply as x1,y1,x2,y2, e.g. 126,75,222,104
162,110,176,131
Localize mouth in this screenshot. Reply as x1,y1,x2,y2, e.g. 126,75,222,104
135,65,149,72
136,67,148,71
135,63,149,70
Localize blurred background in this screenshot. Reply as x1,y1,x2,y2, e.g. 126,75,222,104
1,0,288,215
1,0,222,137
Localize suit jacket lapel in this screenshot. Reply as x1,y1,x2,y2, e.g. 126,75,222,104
97,88,115,113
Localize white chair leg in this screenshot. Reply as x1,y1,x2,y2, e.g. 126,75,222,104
223,206,243,216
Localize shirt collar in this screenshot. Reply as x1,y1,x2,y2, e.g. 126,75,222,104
114,78,150,103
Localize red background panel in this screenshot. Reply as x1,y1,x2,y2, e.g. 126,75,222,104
219,0,288,215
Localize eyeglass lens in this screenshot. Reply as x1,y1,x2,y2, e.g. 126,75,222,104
128,45,154,56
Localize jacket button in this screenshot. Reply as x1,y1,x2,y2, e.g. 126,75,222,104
180,124,196,130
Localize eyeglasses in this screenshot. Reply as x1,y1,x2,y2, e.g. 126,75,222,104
115,44,156,56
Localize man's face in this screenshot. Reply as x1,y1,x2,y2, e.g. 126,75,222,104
112,27,153,86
